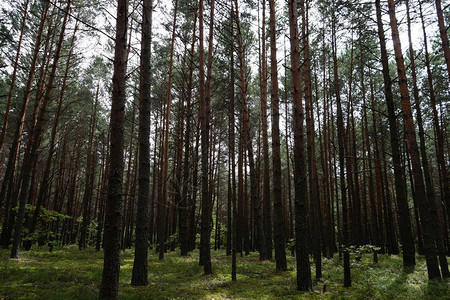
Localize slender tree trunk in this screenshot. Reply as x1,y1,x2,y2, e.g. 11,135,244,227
418,2,449,277
233,0,267,261
288,0,312,290
386,0,441,280
375,0,415,267
180,9,197,257
10,0,71,259
99,0,128,297
25,20,78,251
259,0,272,260
96,140,109,251
121,102,136,250
0,0,30,156
159,0,179,261
269,0,287,271
283,72,294,245
79,84,99,250
228,3,237,277
131,0,152,285
198,0,214,274
188,123,200,252
0,1,50,247
434,0,450,82
300,0,322,280
331,5,351,287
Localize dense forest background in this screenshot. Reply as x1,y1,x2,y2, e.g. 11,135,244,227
0,0,449,298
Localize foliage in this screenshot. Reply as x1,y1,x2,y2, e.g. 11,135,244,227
342,244,382,261
0,248,448,299
12,204,71,246
12,204,70,225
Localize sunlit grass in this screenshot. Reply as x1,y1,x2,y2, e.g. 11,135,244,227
0,245,448,299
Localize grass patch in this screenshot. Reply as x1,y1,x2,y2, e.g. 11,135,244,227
0,246,448,299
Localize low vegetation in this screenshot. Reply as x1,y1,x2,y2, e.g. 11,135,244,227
0,247,448,299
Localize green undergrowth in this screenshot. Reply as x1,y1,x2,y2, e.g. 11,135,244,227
0,246,448,299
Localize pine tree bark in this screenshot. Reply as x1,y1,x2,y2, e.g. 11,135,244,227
288,0,312,290
0,0,50,248
99,0,128,297
198,0,214,274
25,20,78,251
300,0,322,279
227,3,237,277
159,0,179,261
434,0,450,82
386,0,441,280
0,0,29,155
180,10,197,257
10,0,71,259
269,0,287,271
234,0,267,261
418,2,449,277
131,0,152,285
259,0,272,260
375,0,415,267
79,85,99,250
331,4,351,287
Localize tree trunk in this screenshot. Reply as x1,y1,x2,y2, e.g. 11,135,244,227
198,0,214,274
180,9,197,257
25,20,78,251
300,0,322,280
0,0,29,155
159,0,179,261
131,0,152,285
386,0,441,280
10,0,71,259
0,0,50,248
375,0,415,267
331,5,351,287
418,2,449,277
434,0,450,82
288,0,312,290
259,0,272,260
234,0,267,261
99,0,128,298
269,0,287,271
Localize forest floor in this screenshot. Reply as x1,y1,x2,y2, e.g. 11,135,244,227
0,246,449,299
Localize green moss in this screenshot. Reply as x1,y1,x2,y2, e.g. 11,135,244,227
0,248,448,299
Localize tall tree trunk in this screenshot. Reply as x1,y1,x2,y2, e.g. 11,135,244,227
386,0,441,280
121,102,136,250
0,0,29,156
0,0,50,247
25,20,78,251
96,139,109,251
331,4,351,287
259,0,272,260
234,0,267,261
99,0,128,298
434,0,450,82
269,0,287,271
288,0,312,290
418,2,449,277
79,84,99,250
180,9,197,257
228,3,237,277
10,0,71,259
198,0,214,274
300,0,322,280
375,0,415,267
159,0,179,261
131,0,152,285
